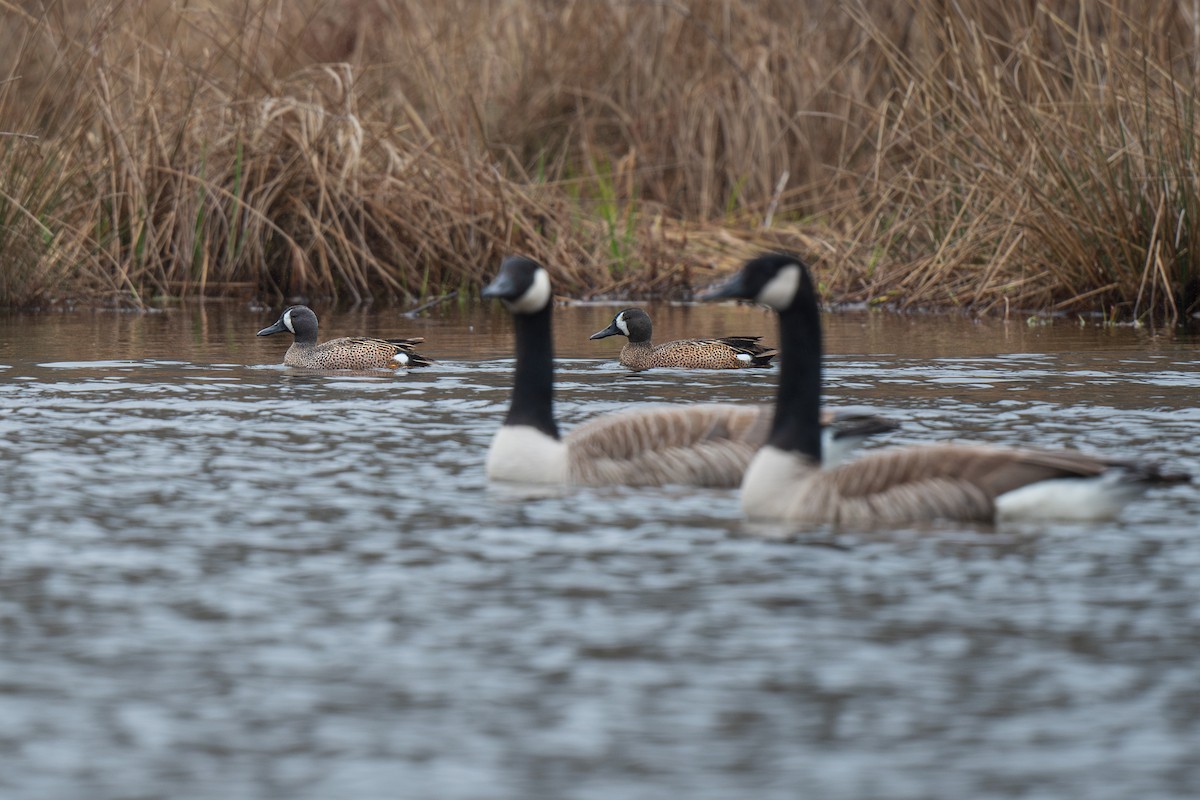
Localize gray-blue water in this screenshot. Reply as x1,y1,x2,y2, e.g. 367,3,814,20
1,303,1198,799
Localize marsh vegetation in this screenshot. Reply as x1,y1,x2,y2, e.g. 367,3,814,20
2,0,1199,321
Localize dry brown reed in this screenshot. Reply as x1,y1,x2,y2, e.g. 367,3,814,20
1,0,1199,321
834,0,1200,321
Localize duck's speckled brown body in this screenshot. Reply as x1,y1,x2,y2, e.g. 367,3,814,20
279,335,431,370
590,308,776,370
257,306,433,370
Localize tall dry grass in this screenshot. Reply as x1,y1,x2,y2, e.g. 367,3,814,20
1,0,1199,320
836,0,1200,321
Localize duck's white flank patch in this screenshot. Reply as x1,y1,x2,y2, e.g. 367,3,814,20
616,313,630,336
487,424,569,484
996,471,1147,521
283,309,295,334
757,264,802,311
735,352,752,363
507,268,553,315
393,352,410,366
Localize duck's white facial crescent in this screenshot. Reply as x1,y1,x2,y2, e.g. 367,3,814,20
757,264,802,310
615,312,629,336
507,268,552,314
283,309,296,333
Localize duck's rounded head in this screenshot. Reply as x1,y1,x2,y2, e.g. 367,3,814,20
257,305,319,342
589,308,652,343
700,252,814,312
482,256,552,315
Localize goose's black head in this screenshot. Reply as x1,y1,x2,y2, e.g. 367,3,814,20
481,256,553,315
257,305,319,344
700,253,815,313
589,308,652,343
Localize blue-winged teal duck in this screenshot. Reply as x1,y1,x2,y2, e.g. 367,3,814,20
589,307,776,370
480,256,896,487
701,253,1189,525
256,305,433,370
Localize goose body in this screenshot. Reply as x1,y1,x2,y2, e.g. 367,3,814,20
741,443,1172,526
487,404,760,487
702,253,1189,526
481,256,897,488
590,308,776,370
257,306,433,370
488,404,894,487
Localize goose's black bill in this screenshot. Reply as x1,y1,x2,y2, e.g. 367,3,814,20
257,320,288,337
826,411,902,442
481,273,519,300
698,273,752,301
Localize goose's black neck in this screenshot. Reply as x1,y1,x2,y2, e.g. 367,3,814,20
506,304,560,439
769,294,823,463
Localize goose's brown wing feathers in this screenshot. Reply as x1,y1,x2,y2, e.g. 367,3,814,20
562,405,897,488
564,404,770,487
829,444,1109,499
770,444,1188,526
805,445,1105,524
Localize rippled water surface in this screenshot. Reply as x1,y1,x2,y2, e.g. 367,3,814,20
2,303,1199,800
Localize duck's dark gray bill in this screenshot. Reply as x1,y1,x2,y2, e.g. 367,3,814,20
481,273,518,300
698,274,749,301
589,321,621,340
256,321,287,336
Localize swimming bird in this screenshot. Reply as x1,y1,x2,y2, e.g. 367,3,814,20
256,305,433,370
701,253,1190,526
589,307,777,370
480,255,898,487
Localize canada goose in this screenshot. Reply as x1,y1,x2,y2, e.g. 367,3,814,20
589,307,777,370
257,305,433,370
701,253,1190,525
480,255,898,487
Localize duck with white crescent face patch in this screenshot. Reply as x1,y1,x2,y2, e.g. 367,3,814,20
256,305,434,370
589,307,777,371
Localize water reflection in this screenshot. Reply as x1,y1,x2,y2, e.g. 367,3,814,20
0,303,1197,799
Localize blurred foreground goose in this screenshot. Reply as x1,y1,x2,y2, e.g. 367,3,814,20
701,253,1190,526
257,305,433,370
480,256,898,487
589,307,777,370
